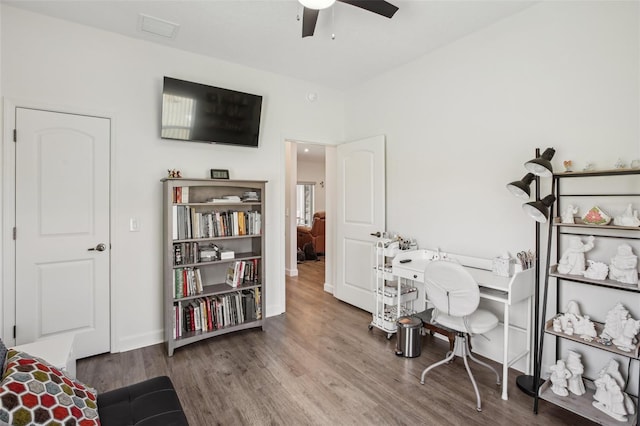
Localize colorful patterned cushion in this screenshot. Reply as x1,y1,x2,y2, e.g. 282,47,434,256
0,349,100,425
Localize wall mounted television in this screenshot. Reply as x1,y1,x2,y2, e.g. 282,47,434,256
161,77,263,147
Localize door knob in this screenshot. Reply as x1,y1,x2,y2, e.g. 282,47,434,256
370,232,381,238
88,243,107,252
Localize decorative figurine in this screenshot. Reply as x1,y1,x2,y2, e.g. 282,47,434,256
612,317,640,352
583,162,595,171
614,158,626,169
552,317,562,333
556,301,597,340
609,244,638,285
566,351,586,396
561,205,578,224
582,206,611,225
601,303,632,342
557,236,595,275
168,169,182,178
549,359,572,396
631,159,640,169
563,160,573,172
613,204,640,227
593,360,636,421
583,260,609,280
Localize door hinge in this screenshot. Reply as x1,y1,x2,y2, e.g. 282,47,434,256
13,227,16,240
13,129,16,142
13,325,16,339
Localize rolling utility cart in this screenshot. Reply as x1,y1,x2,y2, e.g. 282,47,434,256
369,239,418,339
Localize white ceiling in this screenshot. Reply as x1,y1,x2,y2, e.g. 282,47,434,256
4,0,535,90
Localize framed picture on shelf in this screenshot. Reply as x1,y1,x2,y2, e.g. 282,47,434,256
210,169,230,179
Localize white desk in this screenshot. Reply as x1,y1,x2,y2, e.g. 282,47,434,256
392,249,535,401
12,334,77,378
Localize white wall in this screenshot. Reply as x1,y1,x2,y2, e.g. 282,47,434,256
345,0,639,379
0,5,345,352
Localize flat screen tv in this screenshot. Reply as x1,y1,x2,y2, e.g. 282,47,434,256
161,77,263,147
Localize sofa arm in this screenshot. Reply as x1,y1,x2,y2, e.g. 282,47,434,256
98,376,188,426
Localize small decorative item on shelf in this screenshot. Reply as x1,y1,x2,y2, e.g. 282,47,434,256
583,260,609,280
555,300,597,340
608,244,638,285
548,359,571,396
565,351,586,396
563,160,573,172
612,204,640,227
600,302,639,351
583,161,595,171
561,204,578,224
557,236,595,275
168,169,182,178
581,206,611,225
631,159,640,169
592,360,636,421
614,158,626,169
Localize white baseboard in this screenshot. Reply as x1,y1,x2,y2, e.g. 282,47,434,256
117,330,163,353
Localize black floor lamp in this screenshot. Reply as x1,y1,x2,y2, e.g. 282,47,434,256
506,148,556,397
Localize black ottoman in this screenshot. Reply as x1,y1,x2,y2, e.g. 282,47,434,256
97,376,189,426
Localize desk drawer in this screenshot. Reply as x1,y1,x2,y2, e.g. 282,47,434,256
393,267,424,282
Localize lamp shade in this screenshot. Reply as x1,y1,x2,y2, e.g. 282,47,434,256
524,148,555,177
507,173,535,199
523,194,556,223
299,0,336,9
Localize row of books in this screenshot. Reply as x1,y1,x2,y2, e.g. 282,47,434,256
173,267,204,299
226,259,260,288
173,242,200,265
172,288,262,338
172,206,261,240
172,186,190,203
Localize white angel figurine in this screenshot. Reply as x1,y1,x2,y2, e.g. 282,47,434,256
561,205,578,224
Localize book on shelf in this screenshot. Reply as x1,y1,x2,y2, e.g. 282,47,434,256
172,186,189,203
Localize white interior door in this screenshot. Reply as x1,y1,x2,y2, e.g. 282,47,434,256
335,135,385,312
15,108,111,359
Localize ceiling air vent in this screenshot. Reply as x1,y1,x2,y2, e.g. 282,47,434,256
138,14,180,39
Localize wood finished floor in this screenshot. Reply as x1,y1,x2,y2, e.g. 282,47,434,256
78,258,593,425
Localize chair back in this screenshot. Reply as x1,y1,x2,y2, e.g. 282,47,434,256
424,260,480,318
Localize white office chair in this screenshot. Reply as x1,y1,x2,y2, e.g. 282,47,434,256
420,260,500,412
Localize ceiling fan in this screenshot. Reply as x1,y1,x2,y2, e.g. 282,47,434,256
299,0,399,38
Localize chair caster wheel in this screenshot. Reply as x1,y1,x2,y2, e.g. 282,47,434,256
368,324,373,331
386,333,393,340
476,408,482,412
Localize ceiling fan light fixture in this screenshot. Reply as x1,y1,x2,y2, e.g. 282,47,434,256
300,0,336,10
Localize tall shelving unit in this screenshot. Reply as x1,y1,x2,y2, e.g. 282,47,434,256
534,169,640,426
369,239,418,339
162,178,266,356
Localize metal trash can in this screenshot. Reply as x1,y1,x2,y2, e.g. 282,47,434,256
395,316,422,358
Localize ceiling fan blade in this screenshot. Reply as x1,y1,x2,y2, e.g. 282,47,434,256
337,0,399,19
302,7,319,37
